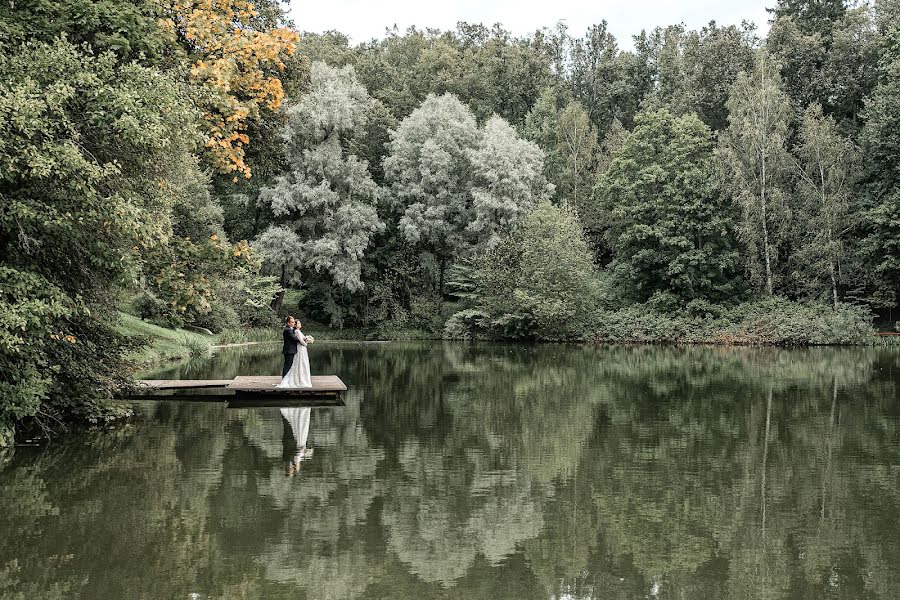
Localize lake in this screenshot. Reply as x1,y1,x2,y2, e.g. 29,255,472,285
1,342,899,599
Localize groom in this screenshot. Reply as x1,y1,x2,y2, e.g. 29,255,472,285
282,315,299,377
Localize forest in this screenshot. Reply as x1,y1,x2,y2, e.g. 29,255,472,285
2,0,900,443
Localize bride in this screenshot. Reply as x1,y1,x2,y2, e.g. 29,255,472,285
278,320,313,389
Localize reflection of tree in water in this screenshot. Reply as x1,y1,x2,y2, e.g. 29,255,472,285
1,344,899,599
250,389,388,597
575,347,900,599
383,442,544,585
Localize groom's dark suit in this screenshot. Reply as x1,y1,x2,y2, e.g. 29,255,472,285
282,326,298,377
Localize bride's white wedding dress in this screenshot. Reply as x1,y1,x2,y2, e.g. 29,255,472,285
281,407,313,462
278,329,312,388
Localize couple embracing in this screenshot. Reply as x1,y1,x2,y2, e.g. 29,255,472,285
279,316,314,389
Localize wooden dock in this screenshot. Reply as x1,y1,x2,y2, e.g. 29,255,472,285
128,375,347,407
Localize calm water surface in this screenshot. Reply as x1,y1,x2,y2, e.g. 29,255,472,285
1,342,899,599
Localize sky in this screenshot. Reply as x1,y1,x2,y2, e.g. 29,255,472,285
286,0,773,49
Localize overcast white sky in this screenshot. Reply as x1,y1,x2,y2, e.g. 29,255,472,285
286,0,773,49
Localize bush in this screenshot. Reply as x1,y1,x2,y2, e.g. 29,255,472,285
720,298,874,345
180,334,210,358
455,202,601,340
590,297,874,346
443,309,489,340
132,291,166,324
193,299,240,334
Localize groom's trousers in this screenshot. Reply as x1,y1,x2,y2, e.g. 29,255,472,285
282,353,294,377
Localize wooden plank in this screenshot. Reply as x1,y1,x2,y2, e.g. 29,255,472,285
136,379,232,390
226,375,347,393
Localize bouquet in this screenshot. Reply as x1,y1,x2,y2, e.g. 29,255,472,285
303,335,315,345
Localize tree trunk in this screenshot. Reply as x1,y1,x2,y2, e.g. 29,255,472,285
438,255,447,303
762,205,773,296
270,264,287,314
830,261,838,309
760,158,774,296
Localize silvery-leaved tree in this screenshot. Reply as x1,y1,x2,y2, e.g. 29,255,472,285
255,62,384,310
385,93,551,295
384,93,480,295
467,116,554,248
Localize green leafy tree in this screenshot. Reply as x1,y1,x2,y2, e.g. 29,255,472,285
460,202,600,339
0,38,201,442
570,22,651,134
523,87,566,196
770,0,847,38
596,109,741,305
648,21,757,130
719,49,794,296
255,62,384,301
793,104,859,306
556,101,600,216
768,3,879,133
0,0,166,60
859,21,900,306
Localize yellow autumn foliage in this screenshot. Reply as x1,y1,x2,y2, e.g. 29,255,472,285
157,0,299,179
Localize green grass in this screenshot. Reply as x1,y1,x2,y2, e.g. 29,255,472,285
116,312,213,366
215,327,281,345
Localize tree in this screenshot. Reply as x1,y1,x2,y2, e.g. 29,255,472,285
596,109,741,305
351,24,554,127
0,38,202,442
719,49,794,296
767,2,879,136
770,0,847,38
456,23,556,125
460,202,600,339
648,21,757,130
859,21,900,306
384,93,480,294
158,0,299,179
793,104,858,306
556,101,599,213
255,62,384,305
523,87,566,197
569,22,651,134
467,116,553,248
0,0,167,60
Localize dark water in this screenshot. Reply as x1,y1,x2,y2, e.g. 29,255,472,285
2,342,899,599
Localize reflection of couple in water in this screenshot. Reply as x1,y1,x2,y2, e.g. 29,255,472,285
281,407,314,476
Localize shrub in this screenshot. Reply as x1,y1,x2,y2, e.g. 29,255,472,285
720,298,874,345
460,202,601,340
590,297,874,346
132,291,166,324
180,334,210,358
443,309,490,340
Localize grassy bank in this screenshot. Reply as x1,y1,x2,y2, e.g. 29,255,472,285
117,299,884,372
116,312,213,367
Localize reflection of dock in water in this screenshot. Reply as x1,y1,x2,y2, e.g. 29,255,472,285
126,376,347,407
